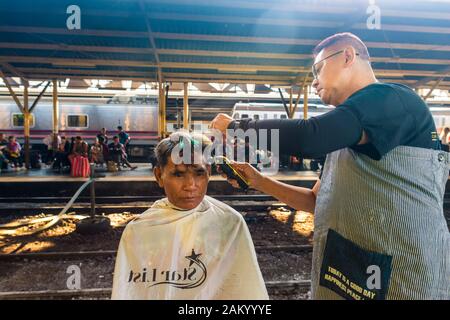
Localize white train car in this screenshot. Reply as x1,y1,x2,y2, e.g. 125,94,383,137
0,99,159,159
166,120,210,133
231,102,335,120
231,102,450,133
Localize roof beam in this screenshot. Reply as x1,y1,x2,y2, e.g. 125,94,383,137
0,42,155,55
147,12,342,28
145,12,450,34
145,0,450,20
160,62,305,72
352,22,450,34
1,26,449,52
153,32,450,52
0,56,305,73
164,78,291,85
412,66,450,88
0,69,24,112
163,72,297,81
423,77,445,100
13,74,157,82
29,81,51,113
0,26,148,38
1,62,28,80
0,42,311,60
6,1,450,21
0,56,156,68
4,42,450,66
15,67,155,78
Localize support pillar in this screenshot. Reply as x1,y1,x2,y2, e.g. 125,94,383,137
52,79,59,151
303,85,309,120
23,81,30,169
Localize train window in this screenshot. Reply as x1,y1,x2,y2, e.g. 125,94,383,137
12,113,35,128
263,114,268,119
233,113,240,119
280,114,287,119
273,114,278,119
67,115,88,128
241,114,249,119
253,114,260,120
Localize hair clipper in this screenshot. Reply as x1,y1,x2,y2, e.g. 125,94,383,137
214,156,249,191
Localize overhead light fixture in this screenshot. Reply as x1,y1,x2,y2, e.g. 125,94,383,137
217,67,258,74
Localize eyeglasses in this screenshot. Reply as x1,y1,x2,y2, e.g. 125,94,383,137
311,50,359,79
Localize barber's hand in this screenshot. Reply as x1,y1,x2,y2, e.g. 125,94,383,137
210,113,234,134
217,161,264,191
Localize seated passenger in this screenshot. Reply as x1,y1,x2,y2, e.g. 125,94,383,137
108,136,136,171
0,150,9,173
4,136,23,169
90,138,104,166
112,132,268,300
68,136,88,164
53,136,71,172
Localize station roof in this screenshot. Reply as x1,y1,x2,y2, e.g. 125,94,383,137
0,0,449,90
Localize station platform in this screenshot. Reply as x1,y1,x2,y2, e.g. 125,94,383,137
0,164,320,201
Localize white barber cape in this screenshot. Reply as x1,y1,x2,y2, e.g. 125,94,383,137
112,195,268,300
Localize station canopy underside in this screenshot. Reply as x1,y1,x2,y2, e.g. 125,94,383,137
0,0,449,91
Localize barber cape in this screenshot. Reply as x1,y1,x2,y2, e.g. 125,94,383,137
112,195,268,300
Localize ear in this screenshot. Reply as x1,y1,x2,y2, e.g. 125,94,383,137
343,46,357,66
153,166,164,188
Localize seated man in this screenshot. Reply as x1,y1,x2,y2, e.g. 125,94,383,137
112,132,268,300
108,136,136,171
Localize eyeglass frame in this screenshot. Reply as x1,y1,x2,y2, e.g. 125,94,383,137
311,49,360,79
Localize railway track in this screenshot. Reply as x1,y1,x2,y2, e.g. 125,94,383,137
0,195,276,204
0,245,313,262
0,201,288,218
0,279,312,300
0,246,313,300
0,194,295,219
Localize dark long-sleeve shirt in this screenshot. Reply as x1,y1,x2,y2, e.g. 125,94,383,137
228,83,440,160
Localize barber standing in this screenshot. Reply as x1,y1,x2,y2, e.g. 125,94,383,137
211,33,449,300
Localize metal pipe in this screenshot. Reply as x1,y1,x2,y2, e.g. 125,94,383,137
90,164,96,218
23,81,30,169
183,82,189,130
52,79,59,152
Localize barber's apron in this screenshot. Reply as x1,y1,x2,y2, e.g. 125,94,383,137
312,146,450,300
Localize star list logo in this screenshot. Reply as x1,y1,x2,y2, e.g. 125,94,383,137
128,249,207,289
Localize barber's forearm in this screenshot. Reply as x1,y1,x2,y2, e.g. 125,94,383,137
258,176,316,213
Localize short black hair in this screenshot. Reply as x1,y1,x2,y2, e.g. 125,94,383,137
313,32,370,60
113,135,119,140
76,136,82,140
155,132,212,168
117,126,123,130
